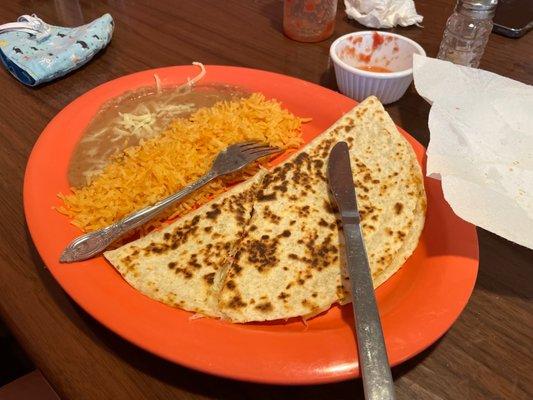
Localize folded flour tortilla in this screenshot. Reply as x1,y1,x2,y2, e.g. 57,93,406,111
104,172,265,316
105,96,426,322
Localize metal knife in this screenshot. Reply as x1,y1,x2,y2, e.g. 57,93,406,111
327,141,396,400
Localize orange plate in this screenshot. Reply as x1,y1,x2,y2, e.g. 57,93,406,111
24,66,478,385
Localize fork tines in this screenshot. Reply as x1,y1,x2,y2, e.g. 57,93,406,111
237,142,281,159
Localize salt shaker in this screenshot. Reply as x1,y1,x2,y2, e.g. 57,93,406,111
437,0,498,68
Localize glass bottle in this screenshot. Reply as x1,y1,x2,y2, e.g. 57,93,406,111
283,0,337,43
437,0,498,68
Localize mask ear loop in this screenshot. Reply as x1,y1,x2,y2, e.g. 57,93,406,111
0,14,51,42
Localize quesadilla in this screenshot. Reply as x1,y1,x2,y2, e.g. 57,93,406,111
218,96,426,322
104,171,265,316
105,96,426,323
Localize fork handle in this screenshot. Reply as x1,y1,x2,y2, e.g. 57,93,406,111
60,171,216,263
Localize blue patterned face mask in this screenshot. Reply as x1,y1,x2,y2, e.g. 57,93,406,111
0,14,113,86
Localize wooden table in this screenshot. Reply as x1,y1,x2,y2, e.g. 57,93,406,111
0,1,531,399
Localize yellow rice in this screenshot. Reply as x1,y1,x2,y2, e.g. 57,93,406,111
58,93,305,233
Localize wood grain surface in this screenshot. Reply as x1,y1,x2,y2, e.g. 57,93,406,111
0,1,531,399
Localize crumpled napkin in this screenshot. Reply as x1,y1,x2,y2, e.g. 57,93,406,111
413,54,533,249
0,14,113,86
344,0,423,28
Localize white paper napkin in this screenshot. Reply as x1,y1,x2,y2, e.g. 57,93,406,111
344,0,423,28
413,54,533,249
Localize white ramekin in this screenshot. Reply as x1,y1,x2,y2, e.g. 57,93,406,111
330,31,426,105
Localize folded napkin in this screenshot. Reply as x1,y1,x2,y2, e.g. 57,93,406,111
413,55,533,249
0,14,113,86
344,0,423,28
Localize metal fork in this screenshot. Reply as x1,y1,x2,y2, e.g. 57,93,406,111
60,142,280,263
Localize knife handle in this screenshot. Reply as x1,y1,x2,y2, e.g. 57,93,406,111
343,224,396,400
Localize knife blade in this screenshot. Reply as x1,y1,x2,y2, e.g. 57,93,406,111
327,141,396,400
